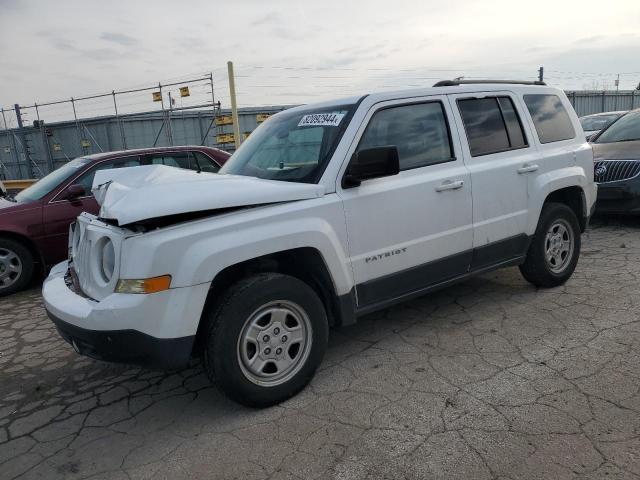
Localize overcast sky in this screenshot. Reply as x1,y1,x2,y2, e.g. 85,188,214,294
1,0,639,122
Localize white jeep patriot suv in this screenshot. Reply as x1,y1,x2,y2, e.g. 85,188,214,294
44,80,596,407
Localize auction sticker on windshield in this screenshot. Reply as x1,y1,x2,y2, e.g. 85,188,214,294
298,113,345,127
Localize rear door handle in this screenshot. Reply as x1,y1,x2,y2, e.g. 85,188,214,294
517,163,539,174
435,180,464,192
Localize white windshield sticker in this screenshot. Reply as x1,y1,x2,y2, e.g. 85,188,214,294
298,112,345,127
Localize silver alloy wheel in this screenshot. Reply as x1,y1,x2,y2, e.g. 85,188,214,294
0,247,22,289
544,219,574,274
237,300,312,387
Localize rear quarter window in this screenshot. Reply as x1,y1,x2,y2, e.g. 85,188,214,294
523,94,575,144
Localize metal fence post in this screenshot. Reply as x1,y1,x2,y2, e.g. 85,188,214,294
14,104,34,178
1,108,20,179
112,90,127,149
601,91,606,113
71,97,85,155
35,103,55,174
632,90,636,110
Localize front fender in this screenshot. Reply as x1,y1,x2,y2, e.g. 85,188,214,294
119,199,354,296
186,217,353,294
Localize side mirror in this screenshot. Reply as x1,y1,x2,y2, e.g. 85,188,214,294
65,184,86,200
342,146,400,188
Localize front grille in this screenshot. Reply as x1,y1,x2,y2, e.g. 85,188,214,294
594,160,640,183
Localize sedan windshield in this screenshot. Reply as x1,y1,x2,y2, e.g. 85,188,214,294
14,157,91,202
580,114,621,132
594,111,640,144
219,104,355,183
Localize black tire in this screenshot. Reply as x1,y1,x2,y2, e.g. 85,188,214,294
519,202,581,288
203,273,328,408
0,237,35,297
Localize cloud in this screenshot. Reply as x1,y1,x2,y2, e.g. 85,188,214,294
0,0,22,11
51,38,79,52
99,32,138,46
251,12,281,26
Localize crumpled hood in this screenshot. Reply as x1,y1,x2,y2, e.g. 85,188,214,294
92,165,325,226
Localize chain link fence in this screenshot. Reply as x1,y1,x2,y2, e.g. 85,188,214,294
0,74,288,180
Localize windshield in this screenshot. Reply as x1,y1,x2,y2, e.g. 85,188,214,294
595,111,640,144
219,104,355,183
14,158,91,202
580,114,621,132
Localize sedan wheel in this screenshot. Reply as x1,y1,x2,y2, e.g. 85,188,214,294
0,247,22,289
0,238,35,296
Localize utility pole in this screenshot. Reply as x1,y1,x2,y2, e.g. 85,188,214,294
14,104,34,179
227,61,241,150
538,66,544,83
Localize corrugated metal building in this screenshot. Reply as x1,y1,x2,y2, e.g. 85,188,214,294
566,90,640,116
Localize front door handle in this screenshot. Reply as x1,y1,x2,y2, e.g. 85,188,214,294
517,163,539,174
435,180,464,192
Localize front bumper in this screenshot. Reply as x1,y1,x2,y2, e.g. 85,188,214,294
595,176,640,215
48,310,194,369
43,262,210,369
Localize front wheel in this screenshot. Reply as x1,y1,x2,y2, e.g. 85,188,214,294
203,273,328,407
519,202,581,288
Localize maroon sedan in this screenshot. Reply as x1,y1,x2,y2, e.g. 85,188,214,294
0,146,230,296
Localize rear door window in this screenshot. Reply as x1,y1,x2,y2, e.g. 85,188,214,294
75,156,141,194
523,94,575,144
148,152,199,170
193,152,220,173
457,97,528,156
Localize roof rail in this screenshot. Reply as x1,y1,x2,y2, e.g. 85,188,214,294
433,79,546,87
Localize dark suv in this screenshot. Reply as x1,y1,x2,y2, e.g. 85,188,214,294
592,109,640,215
0,146,229,295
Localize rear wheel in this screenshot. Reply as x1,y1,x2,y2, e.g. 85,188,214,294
519,203,581,287
0,237,34,296
203,273,328,407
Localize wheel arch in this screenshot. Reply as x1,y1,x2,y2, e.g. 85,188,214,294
542,186,587,232
192,247,356,355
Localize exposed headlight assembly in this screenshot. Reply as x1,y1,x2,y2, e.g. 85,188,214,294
94,237,115,284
